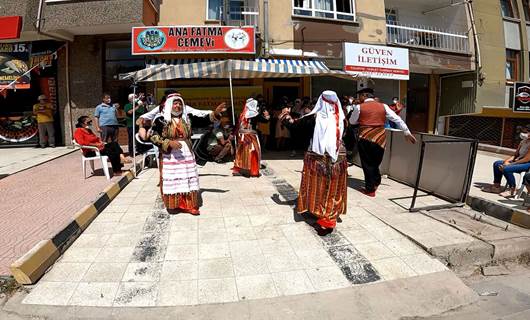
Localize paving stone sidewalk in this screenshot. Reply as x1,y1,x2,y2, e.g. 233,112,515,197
0,149,133,275
22,159,449,307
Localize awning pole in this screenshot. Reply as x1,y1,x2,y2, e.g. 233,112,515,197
229,69,237,149
132,84,137,178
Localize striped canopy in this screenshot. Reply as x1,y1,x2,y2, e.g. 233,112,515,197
120,58,356,82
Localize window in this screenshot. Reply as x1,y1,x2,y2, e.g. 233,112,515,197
385,8,398,24
506,49,520,81
207,0,223,20
500,0,519,19
104,41,145,79
293,0,355,21
523,0,530,21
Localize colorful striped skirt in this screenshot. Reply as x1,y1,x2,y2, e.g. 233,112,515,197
233,131,261,177
160,143,200,211
297,151,348,228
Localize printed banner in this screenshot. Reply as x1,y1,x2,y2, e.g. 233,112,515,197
343,42,409,80
513,82,530,112
132,26,256,55
157,86,262,117
0,42,31,89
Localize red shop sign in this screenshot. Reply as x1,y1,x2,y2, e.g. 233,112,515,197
132,26,256,55
0,16,23,40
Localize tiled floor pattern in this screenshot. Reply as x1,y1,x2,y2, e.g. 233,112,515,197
23,160,448,307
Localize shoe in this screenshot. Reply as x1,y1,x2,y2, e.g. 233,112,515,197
50,145,56,148
360,188,376,197
499,190,515,198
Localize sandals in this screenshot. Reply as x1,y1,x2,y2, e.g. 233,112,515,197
499,190,515,198
481,185,502,194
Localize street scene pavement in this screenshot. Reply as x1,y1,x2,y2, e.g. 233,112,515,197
0,147,529,320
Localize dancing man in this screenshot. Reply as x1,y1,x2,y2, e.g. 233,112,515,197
233,97,266,177
296,90,348,235
351,88,416,197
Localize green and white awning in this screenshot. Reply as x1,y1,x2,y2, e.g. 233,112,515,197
120,58,355,82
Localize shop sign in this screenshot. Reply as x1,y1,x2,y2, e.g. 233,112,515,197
0,42,31,89
343,42,409,80
0,16,22,40
513,82,530,112
132,26,256,55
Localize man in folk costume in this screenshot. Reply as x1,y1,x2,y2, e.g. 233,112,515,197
149,95,226,215
350,88,416,197
296,91,348,236
233,97,265,177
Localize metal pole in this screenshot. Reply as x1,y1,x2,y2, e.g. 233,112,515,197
229,70,237,149
132,84,137,178
263,0,270,56
410,140,426,211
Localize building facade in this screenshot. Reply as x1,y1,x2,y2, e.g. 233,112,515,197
0,0,491,147
0,0,159,146
445,0,530,148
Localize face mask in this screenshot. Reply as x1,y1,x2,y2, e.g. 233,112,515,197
393,100,399,104
171,110,182,117
521,133,529,140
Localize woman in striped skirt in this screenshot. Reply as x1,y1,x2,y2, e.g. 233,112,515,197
150,95,225,214
233,98,266,177
294,90,348,236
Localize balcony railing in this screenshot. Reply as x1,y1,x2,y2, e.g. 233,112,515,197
387,22,470,54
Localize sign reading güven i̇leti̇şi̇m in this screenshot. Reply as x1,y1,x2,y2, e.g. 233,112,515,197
343,42,409,80
132,26,256,55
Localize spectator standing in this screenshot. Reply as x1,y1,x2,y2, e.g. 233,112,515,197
124,93,147,155
33,94,55,148
94,93,120,143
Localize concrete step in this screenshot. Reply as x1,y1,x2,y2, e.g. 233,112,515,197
467,194,530,229
421,208,530,263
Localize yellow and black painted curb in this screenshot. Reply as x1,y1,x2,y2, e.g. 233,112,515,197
467,195,530,229
10,171,135,285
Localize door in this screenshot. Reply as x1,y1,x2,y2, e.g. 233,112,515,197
406,73,429,133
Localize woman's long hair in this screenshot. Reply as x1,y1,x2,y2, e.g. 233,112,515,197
76,116,90,128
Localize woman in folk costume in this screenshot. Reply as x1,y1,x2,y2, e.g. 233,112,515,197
296,90,348,235
150,95,225,214
233,97,265,177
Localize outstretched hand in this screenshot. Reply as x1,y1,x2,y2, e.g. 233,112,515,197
215,102,227,114
405,134,417,144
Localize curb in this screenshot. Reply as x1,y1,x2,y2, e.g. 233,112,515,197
9,171,135,285
478,144,515,156
466,194,530,229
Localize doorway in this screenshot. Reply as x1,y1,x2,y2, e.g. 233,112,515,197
406,73,430,133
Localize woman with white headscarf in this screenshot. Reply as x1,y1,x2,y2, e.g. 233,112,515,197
149,95,225,214
233,97,266,177
295,90,348,235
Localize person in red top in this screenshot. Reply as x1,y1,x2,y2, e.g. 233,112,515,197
349,88,416,197
73,116,131,174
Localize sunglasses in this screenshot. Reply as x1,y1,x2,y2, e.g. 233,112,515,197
86,121,93,125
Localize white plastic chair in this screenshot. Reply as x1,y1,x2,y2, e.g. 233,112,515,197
514,171,528,200
135,133,159,169
72,140,111,180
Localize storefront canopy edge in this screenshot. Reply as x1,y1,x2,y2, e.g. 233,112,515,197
119,58,358,82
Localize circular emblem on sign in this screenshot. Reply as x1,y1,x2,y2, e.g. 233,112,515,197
224,28,250,50
137,28,167,51
516,86,530,104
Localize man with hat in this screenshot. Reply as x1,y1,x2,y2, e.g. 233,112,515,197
350,88,416,197
33,94,56,148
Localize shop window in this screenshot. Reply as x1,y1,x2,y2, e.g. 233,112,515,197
523,0,530,21
293,0,355,21
500,0,519,19
104,41,145,79
505,49,520,82
207,0,223,20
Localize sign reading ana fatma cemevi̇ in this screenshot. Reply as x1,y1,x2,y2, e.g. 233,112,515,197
132,26,256,55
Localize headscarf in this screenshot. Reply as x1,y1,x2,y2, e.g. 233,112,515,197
243,98,259,119
303,90,344,162
163,95,186,122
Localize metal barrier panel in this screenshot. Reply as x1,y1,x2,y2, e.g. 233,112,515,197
386,131,422,184
419,141,473,202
